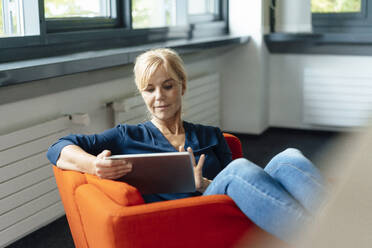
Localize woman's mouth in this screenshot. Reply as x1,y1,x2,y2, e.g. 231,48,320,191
155,105,170,110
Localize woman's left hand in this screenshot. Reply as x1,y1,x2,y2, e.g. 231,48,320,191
179,146,206,192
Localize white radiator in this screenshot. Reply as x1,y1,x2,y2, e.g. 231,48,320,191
0,115,85,247
112,94,148,125
112,73,220,127
183,73,220,126
303,69,372,128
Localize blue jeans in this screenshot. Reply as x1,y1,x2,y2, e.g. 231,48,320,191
203,148,328,243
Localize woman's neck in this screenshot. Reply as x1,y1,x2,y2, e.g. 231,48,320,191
151,116,184,135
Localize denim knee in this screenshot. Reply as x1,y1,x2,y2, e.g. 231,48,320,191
221,158,268,184
223,158,250,174
264,148,308,174
278,148,303,158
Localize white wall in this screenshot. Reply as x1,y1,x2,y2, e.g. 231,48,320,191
219,0,269,134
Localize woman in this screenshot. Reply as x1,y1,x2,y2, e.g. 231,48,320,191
47,48,327,243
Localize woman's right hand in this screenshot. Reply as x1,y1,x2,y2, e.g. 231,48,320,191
93,150,132,180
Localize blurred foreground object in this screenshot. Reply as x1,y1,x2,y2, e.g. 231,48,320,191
297,126,372,248
235,126,372,248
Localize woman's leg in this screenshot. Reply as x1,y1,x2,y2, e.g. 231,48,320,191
264,148,328,214
203,158,310,242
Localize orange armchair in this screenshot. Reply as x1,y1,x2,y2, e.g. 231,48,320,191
53,133,264,248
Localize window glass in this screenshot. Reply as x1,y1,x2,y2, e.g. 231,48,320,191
0,1,3,36
132,0,177,29
188,0,217,15
44,0,112,18
311,0,362,13
0,0,24,37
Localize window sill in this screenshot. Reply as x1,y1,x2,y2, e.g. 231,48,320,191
264,32,372,56
0,35,250,88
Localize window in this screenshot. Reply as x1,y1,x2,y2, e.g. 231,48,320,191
312,0,372,33
45,0,120,32
188,0,220,23
0,0,227,63
132,0,178,29
44,0,114,18
0,0,40,37
312,0,362,13
131,0,222,29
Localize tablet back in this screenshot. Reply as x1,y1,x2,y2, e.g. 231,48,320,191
109,152,196,194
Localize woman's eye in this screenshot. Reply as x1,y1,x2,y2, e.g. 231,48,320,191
163,84,173,90
145,88,154,92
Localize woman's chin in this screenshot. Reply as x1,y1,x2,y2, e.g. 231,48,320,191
151,107,182,122
153,113,179,122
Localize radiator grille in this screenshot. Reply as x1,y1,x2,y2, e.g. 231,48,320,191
303,69,372,127
0,116,73,247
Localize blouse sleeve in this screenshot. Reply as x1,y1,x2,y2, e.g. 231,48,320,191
214,127,233,169
46,125,125,165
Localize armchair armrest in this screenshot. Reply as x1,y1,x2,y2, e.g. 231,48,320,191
75,184,257,248
85,174,144,206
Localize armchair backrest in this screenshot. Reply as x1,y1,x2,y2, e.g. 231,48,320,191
223,133,243,160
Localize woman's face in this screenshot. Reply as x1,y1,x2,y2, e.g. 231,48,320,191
141,66,184,122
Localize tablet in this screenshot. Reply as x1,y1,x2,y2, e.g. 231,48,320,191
105,152,195,194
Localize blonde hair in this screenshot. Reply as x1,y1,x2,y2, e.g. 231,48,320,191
133,48,187,91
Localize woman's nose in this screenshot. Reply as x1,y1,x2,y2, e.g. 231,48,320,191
155,88,164,99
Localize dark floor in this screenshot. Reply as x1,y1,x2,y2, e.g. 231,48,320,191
235,127,339,170
6,127,339,248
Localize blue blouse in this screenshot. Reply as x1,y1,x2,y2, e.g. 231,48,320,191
47,121,232,203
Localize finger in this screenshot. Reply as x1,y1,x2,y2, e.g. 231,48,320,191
97,150,111,159
124,162,133,171
99,168,132,179
96,158,129,169
105,172,130,180
109,159,130,168
179,146,185,152
96,166,132,179
187,147,196,167
97,161,132,171
197,154,205,171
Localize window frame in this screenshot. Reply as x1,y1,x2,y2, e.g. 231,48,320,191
312,0,372,33
45,0,123,33
0,0,228,63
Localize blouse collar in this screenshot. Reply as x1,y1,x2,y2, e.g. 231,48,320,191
143,121,199,152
